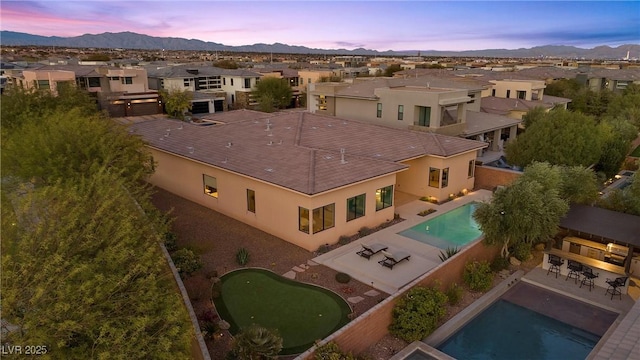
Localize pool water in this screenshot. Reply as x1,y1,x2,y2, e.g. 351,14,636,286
438,299,599,360
398,202,481,249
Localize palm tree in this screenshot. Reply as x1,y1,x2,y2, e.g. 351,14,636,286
231,324,283,360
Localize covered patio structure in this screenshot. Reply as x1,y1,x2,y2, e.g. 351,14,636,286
559,204,640,274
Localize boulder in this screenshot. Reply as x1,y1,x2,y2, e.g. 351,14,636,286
509,257,521,266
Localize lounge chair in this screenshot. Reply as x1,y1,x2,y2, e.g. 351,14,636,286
378,250,411,269
356,243,388,260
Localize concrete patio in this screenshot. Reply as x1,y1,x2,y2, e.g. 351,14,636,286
313,190,493,294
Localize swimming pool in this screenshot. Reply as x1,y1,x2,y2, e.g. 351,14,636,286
435,282,616,360
398,202,481,249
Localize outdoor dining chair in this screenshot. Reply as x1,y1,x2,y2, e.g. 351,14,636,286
605,276,628,300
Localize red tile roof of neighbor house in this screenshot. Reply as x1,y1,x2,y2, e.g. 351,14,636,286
128,110,487,195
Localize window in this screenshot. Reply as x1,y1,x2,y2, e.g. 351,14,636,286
429,167,440,188
247,189,256,213
299,207,309,233
231,78,234,86
491,89,496,97
376,103,382,118
88,77,100,87
223,78,226,85
312,204,335,233
468,160,475,178
318,95,327,110
121,77,133,85
442,168,449,188
517,90,526,99
109,76,120,80
417,106,431,127
244,78,251,88
375,185,393,211
203,175,218,198
397,105,404,120
347,194,366,221
184,79,190,87
308,78,311,84
506,90,511,98
36,79,50,90
300,78,304,85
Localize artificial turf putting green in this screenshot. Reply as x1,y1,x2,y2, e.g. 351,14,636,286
630,144,640,158
213,268,351,355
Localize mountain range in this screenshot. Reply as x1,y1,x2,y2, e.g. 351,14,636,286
1,30,639,59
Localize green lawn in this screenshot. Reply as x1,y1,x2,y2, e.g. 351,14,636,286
213,268,351,355
630,144,640,158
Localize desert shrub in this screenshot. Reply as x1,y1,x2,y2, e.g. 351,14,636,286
230,324,283,360
446,283,464,306
335,272,351,284
513,242,532,262
314,341,356,360
211,280,222,299
358,226,372,237
463,260,493,292
490,256,510,272
172,248,202,277
389,286,448,342
338,235,351,245
236,247,250,266
199,309,219,326
317,244,330,254
438,247,459,262
163,231,178,251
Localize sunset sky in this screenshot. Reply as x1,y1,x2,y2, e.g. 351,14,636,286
1,1,639,51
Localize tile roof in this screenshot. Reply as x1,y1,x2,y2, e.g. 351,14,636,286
480,96,553,114
144,64,262,78
128,110,486,195
461,111,522,136
332,76,488,99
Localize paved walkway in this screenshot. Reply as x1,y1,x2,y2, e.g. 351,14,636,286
313,190,493,294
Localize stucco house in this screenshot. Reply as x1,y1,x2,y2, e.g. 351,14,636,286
5,64,162,117
307,77,520,153
128,110,486,251
144,64,262,113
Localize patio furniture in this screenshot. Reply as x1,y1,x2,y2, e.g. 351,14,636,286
580,267,599,291
547,254,564,278
605,276,628,300
565,260,583,284
356,243,388,260
378,250,411,269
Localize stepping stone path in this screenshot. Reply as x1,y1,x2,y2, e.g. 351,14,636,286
283,271,296,279
364,289,380,297
347,296,365,304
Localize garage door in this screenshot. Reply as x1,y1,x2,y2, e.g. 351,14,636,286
191,101,210,114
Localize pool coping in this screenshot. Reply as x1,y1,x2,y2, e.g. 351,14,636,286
424,270,524,347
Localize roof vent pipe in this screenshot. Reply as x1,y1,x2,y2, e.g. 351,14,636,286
340,148,347,164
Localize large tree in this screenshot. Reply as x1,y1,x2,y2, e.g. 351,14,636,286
595,118,638,178
1,89,193,358
252,77,293,113
474,162,569,258
597,171,640,216
159,87,193,120
505,108,605,168
1,172,193,358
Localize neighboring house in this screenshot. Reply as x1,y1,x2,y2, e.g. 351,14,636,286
308,76,520,152
480,95,571,121
483,79,546,100
128,110,486,251
145,64,262,113
298,69,341,88
4,64,161,117
254,67,303,107
575,68,640,93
